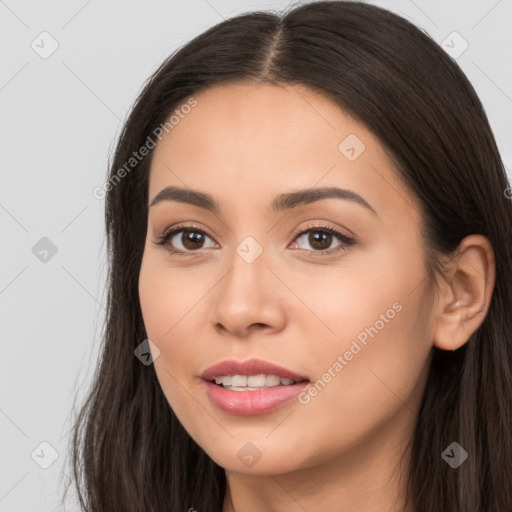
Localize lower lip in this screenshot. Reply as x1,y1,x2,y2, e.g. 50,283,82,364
203,380,310,415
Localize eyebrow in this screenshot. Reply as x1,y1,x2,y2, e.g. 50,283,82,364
149,185,378,216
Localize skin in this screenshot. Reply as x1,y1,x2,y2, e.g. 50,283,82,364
138,83,495,512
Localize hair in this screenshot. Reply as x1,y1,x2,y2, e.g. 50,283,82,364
64,1,512,511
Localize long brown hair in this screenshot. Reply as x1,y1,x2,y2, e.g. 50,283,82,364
65,1,512,510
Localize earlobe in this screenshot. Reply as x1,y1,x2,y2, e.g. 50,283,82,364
432,235,495,351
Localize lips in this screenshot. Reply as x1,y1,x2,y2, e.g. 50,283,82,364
201,358,310,383
200,359,310,415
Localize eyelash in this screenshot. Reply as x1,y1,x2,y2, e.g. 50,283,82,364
153,223,355,257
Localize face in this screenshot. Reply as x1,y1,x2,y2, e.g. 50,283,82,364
138,83,436,475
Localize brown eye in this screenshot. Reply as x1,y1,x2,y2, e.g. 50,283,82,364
155,226,217,254
307,231,332,251
291,226,355,255
178,229,207,250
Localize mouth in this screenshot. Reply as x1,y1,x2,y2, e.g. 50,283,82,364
201,359,311,415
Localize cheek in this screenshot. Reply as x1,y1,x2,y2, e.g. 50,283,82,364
138,251,205,388
291,243,426,347
138,250,200,340
298,245,433,420
138,259,198,425
293,298,432,465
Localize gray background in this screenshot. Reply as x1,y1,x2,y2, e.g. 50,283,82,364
1,0,511,510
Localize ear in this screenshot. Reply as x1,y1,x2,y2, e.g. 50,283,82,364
433,234,496,351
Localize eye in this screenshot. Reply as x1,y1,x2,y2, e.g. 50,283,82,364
153,223,355,256
289,225,355,255
153,224,217,255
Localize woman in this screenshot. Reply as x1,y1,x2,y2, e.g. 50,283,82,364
67,1,512,510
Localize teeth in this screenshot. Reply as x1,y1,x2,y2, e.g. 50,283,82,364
247,375,267,387
231,375,247,387
215,375,232,386
213,374,297,389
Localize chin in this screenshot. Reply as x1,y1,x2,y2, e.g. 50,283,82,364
204,440,317,477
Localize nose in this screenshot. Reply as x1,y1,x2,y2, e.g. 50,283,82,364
210,247,287,339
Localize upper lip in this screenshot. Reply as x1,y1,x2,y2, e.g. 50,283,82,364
201,358,310,382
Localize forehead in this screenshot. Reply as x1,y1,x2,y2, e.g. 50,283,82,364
148,83,419,223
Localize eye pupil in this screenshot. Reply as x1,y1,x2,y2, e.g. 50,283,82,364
309,231,331,250
182,230,204,250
